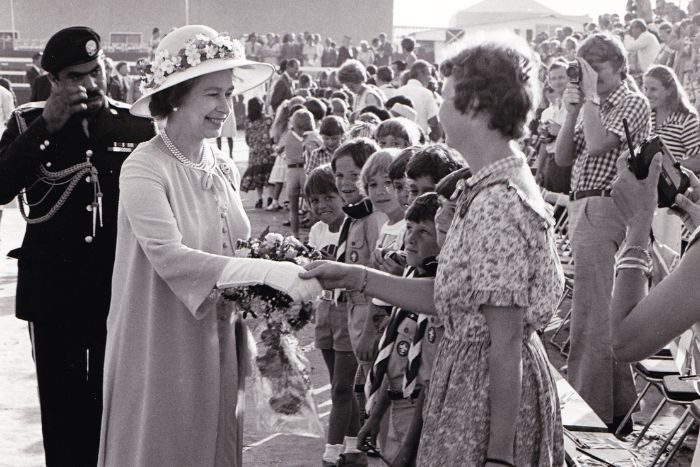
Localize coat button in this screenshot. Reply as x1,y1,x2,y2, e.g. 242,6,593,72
86,205,93,212
39,144,45,150
43,139,50,146
85,176,91,183
85,149,93,157
84,236,93,243
45,162,52,168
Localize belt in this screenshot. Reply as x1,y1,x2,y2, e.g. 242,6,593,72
569,189,612,201
387,388,421,400
287,163,304,168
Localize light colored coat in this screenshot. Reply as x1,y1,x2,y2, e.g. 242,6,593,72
98,137,253,467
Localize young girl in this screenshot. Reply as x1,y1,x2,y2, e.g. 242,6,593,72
305,165,359,467
267,100,292,210
375,117,422,149
241,97,275,208
330,138,388,466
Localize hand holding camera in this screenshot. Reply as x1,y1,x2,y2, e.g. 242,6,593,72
42,83,89,134
563,58,598,111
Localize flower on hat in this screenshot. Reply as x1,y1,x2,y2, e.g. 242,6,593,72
140,32,245,91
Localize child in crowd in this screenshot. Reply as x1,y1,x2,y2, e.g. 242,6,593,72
306,116,347,175
404,144,465,206
375,117,422,149
361,149,406,274
278,109,317,236
267,100,292,211
347,121,377,139
358,193,442,466
305,166,360,467
388,147,418,209
331,138,388,466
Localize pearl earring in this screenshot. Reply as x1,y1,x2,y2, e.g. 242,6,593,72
172,107,179,112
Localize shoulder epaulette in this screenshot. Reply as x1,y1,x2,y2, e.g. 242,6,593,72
14,101,45,134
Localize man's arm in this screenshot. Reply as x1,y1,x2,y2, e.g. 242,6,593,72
581,101,622,157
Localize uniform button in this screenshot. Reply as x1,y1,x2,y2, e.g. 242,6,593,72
39,144,45,150
86,205,93,212
86,176,92,183
222,242,229,249
85,149,93,157
45,162,52,168
43,139,50,146
84,235,93,243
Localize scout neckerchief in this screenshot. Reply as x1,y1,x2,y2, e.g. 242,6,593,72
402,257,439,397
335,198,373,263
365,266,416,413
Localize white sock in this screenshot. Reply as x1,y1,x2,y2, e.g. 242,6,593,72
343,436,362,454
322,443,344,463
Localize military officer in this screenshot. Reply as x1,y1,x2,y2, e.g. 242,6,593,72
0,26,155,466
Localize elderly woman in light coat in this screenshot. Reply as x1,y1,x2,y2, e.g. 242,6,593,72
98,25,321,467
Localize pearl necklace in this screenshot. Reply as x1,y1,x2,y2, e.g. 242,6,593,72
161,130,215,190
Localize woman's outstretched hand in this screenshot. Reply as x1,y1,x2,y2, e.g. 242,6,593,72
298,261,363,291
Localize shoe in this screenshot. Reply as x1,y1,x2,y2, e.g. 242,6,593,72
335,452,368,467
266,197,273,207
284,201,290,210
255,199,263,209
266,200,280,211
322,460,337,467
282,220,291,227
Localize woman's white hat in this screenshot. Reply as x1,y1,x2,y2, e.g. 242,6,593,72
131,25,274,117
389,103,417,122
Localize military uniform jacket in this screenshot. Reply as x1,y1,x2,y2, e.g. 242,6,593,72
0,99,156,322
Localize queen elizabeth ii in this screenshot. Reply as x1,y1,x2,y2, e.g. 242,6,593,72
98,25,321,467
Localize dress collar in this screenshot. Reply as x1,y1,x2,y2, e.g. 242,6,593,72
466,154,526,188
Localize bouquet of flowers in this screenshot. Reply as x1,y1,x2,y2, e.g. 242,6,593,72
222,229,324,437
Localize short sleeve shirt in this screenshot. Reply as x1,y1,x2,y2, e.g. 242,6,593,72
651,110,700,161
571,83,650,191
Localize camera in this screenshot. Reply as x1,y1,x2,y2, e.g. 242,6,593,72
566,60,581,85
623,119,690,208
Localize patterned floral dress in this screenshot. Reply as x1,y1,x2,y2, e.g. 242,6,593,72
241,117,275,192
416,155,565,466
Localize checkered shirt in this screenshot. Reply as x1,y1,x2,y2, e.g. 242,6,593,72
305,145,333,174
571,83,650,191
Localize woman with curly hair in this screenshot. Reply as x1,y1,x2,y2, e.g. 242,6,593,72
301,32,564,466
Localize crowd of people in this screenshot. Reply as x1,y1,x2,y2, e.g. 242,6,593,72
4,1,700,467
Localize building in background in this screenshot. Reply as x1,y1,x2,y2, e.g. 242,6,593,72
396,0,589,64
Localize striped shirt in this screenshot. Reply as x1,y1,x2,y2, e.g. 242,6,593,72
651,110,700,160
571,83,650,191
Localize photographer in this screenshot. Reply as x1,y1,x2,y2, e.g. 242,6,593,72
554,32,650,434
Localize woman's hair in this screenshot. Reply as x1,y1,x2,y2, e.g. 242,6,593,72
375,117,422,146
148,79,198,120
439,32,539,139
271,101,292,141
388,146,418,181
563,37,578,52
331,137,380,173
577,33,628,80
435,167,472,199
291,109,315,132
405,192,440,224
406,144,464,183
304,164,339,198
304,98,327,122
298,73,313,88
247,97,264,122
645,65,698,115
360,105,391,121
337,59,367,85
360,148,401,195
385,95,414,109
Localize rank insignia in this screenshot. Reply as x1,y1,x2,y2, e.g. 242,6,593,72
397,341,409,356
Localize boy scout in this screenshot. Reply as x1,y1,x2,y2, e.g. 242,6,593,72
0,26,155,466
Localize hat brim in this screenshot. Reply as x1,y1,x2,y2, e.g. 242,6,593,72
130,59,274,117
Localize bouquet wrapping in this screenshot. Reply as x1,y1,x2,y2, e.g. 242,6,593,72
222,230,324,437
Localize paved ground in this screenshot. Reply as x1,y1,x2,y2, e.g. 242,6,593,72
0,136,695,466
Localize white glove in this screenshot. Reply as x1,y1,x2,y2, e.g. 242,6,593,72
217,258,323,303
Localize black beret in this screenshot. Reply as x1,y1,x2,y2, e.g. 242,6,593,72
42,26,101,74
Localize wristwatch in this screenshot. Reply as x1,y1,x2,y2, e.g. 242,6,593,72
586,95,601,106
